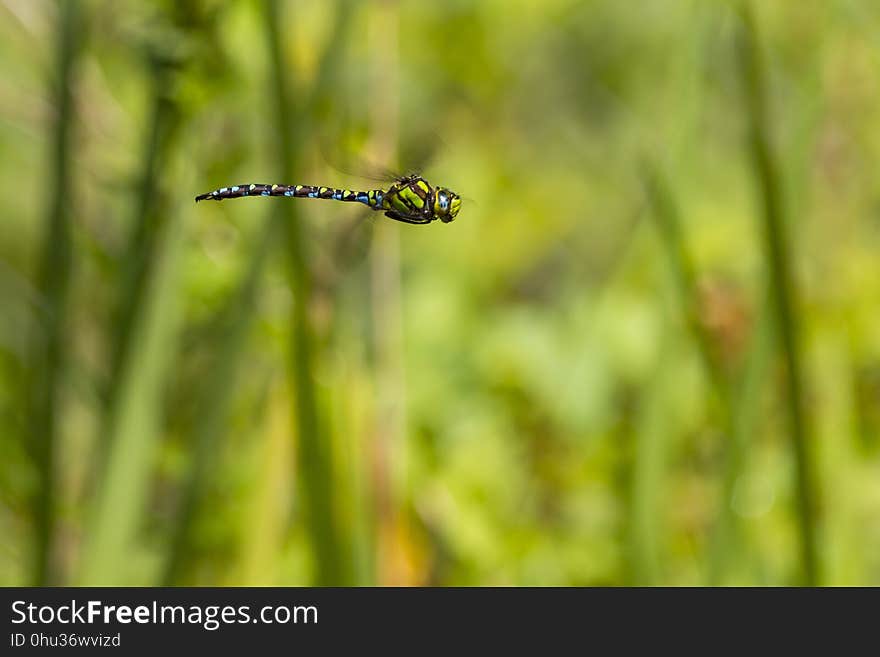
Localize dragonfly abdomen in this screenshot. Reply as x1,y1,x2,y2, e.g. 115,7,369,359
195,183,384,208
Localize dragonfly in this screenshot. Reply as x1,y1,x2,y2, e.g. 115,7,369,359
195,174,461,225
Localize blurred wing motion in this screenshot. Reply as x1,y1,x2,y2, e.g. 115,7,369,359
195,174,461,225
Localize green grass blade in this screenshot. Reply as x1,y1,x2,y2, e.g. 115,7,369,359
642,162,743,583
262,0,356,586
77,201,186,585
26,0,83,586
77,58,186,586
365,0,409,585
162,216,281,585
103,67,179,448
628,328,676,585
642,162,728,396
736,2,821,585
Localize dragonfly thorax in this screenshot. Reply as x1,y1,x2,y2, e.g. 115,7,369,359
382,175,461,224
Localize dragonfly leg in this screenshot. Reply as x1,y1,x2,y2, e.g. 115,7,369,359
383,211,432,225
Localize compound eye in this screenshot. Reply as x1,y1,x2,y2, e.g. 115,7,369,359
438,192,449,210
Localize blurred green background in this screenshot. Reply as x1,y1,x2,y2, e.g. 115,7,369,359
1,0,879,586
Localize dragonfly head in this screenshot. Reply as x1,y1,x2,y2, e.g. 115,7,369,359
434,187,461,223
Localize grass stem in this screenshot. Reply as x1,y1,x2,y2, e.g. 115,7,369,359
28,0,82,586
262,0,355,585
736,2,820,585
